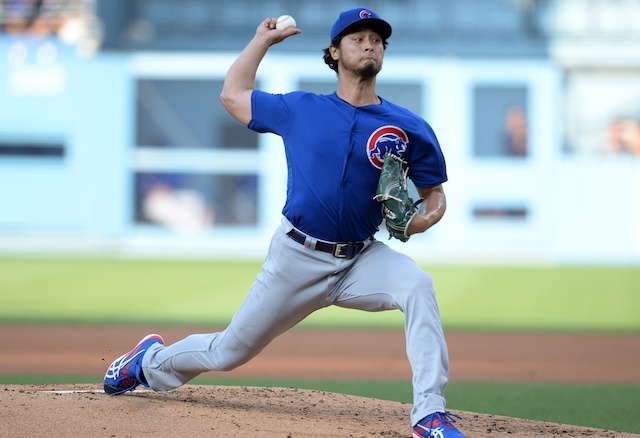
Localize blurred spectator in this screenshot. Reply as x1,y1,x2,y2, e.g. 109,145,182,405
2,0,63,35
503,105,528,157
142,183,214,235
605,117,640,156
1,0,99,52
137,173,215,235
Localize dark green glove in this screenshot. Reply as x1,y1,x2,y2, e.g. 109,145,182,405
373,153,421,242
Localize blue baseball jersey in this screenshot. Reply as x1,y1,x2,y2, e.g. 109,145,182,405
249,90,447,242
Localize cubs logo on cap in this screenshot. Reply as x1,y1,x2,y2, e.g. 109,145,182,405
330,7,392,42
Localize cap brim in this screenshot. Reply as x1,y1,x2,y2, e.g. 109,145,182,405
337,19,392,40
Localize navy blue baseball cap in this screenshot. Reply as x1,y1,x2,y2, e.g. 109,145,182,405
330,7,392,42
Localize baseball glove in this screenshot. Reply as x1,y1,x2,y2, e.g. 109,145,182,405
373,153,422,242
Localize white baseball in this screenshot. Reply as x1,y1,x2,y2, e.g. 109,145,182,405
276,15,296,30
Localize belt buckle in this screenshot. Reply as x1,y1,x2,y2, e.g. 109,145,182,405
333,243,350,258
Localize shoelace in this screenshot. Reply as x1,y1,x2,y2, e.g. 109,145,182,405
424,412,463,429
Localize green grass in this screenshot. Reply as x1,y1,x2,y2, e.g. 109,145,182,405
0,257,258,325
2,375,638,434
1,257,639,331
432,265,640,331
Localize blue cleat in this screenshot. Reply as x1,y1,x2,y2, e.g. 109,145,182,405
103,334,164,395
413,412,466,438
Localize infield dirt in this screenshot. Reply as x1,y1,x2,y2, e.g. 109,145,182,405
1,324,639,437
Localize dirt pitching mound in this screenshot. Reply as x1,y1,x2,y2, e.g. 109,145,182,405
2,384,635,438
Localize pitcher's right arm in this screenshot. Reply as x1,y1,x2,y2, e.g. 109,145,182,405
220,17,300,126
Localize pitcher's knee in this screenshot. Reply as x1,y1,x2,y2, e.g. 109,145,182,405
408,269,434,294
395,269,435,306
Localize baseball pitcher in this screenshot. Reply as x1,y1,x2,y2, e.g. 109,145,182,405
104,8,465,438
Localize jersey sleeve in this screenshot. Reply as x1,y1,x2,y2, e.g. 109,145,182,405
406,120,448,189
248,90,299,136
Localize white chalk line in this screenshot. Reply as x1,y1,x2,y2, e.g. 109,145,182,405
41,389,153,394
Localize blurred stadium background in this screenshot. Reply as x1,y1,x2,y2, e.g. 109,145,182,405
1,0,639,265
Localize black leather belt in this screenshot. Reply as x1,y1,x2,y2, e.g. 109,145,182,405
287,229,368,259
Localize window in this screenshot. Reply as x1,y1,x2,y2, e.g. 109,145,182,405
135,79,258,150
473,85,528,158
134,172,258,231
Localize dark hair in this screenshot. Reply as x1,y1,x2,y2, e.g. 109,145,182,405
322,30,388,74
322,35,344,73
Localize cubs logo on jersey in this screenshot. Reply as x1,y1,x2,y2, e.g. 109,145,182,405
366,125,409,169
